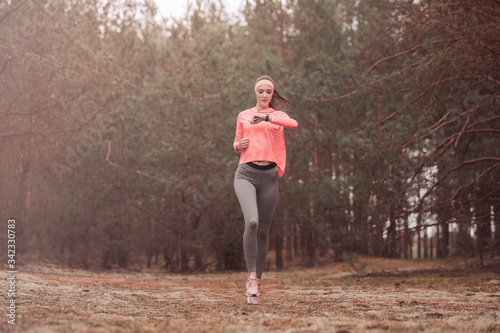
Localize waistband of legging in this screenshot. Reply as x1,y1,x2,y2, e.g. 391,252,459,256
246,162,277,170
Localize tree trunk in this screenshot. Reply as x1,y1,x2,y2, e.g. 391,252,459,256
417,213,422,259
275,216,284,269
441,222,449,258
403,218,410,259
436,223,441,258
476,200,492,266
494,203,500,257
430,236,434,259
386,206,397,258
423,228,428,259
286,221,293,263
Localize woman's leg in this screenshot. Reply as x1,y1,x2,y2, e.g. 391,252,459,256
255,170,279,279
234,166,259,274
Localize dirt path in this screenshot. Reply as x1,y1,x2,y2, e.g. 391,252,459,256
1,258,499,332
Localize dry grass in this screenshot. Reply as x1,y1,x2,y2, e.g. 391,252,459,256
1,256,499,332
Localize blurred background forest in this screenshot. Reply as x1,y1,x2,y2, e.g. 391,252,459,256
1,0,499,272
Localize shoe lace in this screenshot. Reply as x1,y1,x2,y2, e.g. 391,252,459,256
247,276,258,289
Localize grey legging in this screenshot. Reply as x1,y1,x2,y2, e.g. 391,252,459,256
234,163,279,279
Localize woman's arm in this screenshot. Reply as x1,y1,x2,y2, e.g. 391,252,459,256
269,112,298,129
233,113,244,152
249,111,298,129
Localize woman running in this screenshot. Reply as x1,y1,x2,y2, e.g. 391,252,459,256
233,75,298,305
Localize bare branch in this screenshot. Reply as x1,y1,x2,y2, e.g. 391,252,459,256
364,43,424,76
420,8,500,56
0,87,92,116
350,85,430,133
0,128,76,138
303,89,359,103
0,0,28,26
416,157,500,210
408,186,500,232
23,53,78,71
454,115,470,148
105,141,166,183
439,163,500,204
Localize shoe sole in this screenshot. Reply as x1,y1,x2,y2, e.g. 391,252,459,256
246,289,259,298
247,295,259,305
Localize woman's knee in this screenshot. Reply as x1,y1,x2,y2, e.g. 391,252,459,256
245,219,259,231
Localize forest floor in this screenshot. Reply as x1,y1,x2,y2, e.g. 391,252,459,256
1,256,499,333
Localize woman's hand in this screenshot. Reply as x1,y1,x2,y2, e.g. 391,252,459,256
237,137,249,150
249,114,271,124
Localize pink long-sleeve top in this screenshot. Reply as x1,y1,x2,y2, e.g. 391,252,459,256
233,107,298,177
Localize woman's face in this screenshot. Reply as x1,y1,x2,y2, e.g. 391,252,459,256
255,84,274,110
